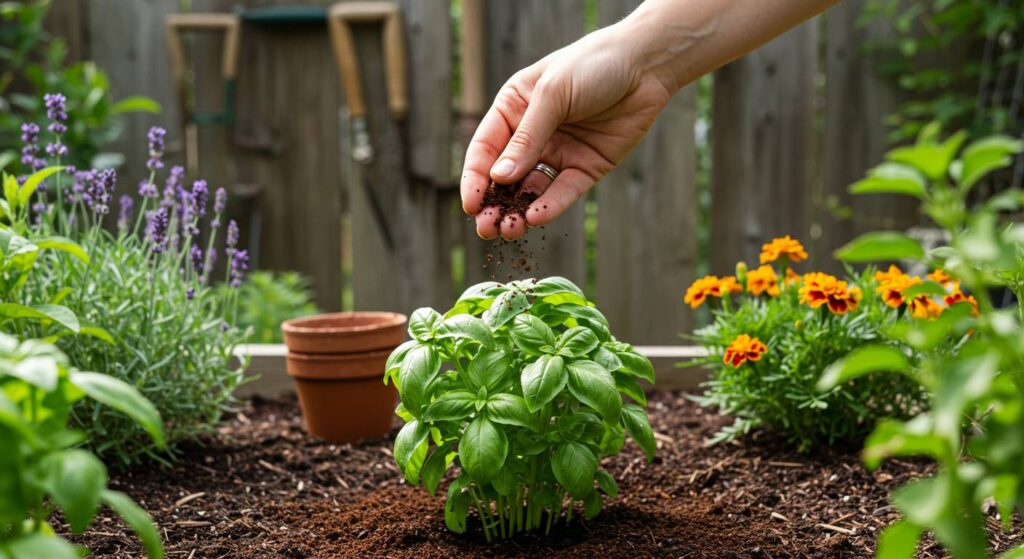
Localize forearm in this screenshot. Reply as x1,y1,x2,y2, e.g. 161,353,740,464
616,0,838,93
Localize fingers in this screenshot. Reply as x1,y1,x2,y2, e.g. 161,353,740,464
460,109,511,214
475,207,500,240
490,81,565,185
525,168,596,227
474,167,556,240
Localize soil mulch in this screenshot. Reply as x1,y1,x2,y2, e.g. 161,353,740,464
66,392,1021,558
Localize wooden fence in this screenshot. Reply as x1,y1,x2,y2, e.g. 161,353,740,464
45,0,919,346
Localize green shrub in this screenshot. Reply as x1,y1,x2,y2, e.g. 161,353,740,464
219,271,319,344
822,126,1024,558
0,333,164,559
385,277,656,540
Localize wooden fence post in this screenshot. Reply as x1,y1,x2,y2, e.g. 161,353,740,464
595,0,699,345
710,19,818,274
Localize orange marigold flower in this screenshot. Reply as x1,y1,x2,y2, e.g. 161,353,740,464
927,269,954,288
746,265,780,296
715,276,742,296
876,274,919,309
945,286,979,316
723,334,767,368
874,264,906,285
908,296,943,319
784,267,801,285
799,272,861,315
760,235,808,265
684,276,719,309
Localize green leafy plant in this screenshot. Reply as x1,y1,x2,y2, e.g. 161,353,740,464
0,333,164,559
0,0,159,173
218,271,319,344
384,277,656,540
821,124,1024,558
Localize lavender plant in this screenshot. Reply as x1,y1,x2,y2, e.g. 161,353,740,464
14,94,248,465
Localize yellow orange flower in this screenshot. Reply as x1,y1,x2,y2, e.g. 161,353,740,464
945,286,979,315
723,334,767,368
760,236,808,265
784,267,801,285
684,275,741,309
746,265,780,296
874,264,906,285
907,296,942,319
876,274,918,309
799,272,861,315
927,269,954,288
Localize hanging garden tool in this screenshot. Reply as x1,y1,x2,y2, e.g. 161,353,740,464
327,1,408,251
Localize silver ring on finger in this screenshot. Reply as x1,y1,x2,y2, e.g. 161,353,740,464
533,162,559,182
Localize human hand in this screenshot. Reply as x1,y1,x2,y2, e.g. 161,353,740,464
460,24,674,240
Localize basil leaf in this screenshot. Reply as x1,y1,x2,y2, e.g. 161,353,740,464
592,345,624,372
583,489,603,519
422,390,477,422
101,490,164,559
521,355,567,411
566,360,621,423
616,351,655,383
384,340,418,385
510,314,556,355
614,372,648,406
409,308,443,341
596,469,619,498
36,449,107,533
71,372,164,448
394,419,430,482
444,478,471,533
435,314,493,347
486,393,537,430
398,346,441,416
557,327,599,357
466,348,511,393
552,441,597,499
622,404,656,461
559,305,611,341
421,446,450,496
529,276,585,298
482,289,531,329
458,416,507,483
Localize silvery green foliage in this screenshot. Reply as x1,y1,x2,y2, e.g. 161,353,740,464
385,277,655,540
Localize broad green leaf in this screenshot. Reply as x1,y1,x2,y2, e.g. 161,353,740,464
458,416,507,483
3,174,18,210
614,372,647,406
510,314,556,355
456,281,503,302
1000,546,1024,559
8,355,59,391
421,446,449,496
934,354,997,440
34,236,89,264
876,520,921,559
834,231,924,262
900,280,946,299
959,135,1023,191
422,390,476,422
37,450,107,533
408,308,443,341
110,95,161,114
521,355,567,411
466,347,511,393
529,276,585,298
583,489,602,519
559,305,611,341
596,469,618,498
0,151,15,173
818,345,910,390
864,417,948,469
888,130,965,181
616,351,655,383
101,490,164,559
384,340,418,384
491,463,516,496
17,166,63,206
394,419,430,471
558,327,600,357
482,289,531,329
398,346,441,415
593,346,624,372
850,166,926,198
435,314,492,347
486,393,536,430
893,476,948,526
622,404,656,461
552,441,597,499
444,479,471,533
0,303,79,333
3,533,78,559
70,372,164,447
566,360,621,423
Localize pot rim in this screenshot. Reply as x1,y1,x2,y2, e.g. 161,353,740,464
286,348,394,363
281,311,407,337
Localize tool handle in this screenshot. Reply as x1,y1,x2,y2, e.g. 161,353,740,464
327,2,407,120
165,13,241,80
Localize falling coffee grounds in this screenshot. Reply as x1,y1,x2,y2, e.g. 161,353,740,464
481,181,539,231
480,181,543,280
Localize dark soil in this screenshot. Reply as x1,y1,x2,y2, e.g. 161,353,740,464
66,392,1022,558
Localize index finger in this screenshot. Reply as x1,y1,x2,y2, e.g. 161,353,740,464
460,105,514,215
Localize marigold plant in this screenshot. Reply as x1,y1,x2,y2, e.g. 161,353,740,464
687,236,962,451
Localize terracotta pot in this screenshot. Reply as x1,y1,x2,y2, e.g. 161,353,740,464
281,311,406,354
286,349,399,443
281,311,407,443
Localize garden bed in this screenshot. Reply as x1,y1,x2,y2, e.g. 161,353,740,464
67,392,1019,559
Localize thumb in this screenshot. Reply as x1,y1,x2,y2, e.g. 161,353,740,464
490,83,564,183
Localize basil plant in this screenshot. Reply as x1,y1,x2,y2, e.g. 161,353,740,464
385,277,656,540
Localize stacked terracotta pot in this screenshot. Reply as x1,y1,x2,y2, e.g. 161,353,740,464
281,312,407,443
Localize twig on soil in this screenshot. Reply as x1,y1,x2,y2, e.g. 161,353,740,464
174,492,206,508
770,511,789,522
258,459,288,476
817,523,855,536
766,461,804,468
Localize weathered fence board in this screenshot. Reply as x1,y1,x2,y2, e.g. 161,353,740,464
595,0,699,345
710,19,818,275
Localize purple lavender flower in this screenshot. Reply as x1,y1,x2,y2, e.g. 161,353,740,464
118,195,134,231
45,141,67,158
203,247,217,283
186,287,196,301
191,180,208,218
70,169,92,204
20,123,44,171
163,166,185,207
190,244,204,276
146,127,166,171
226,219,239,256
43,93,68,157
211,187,227,229
145,207,170,253
230,249,249,288
138,179,158,199
31,202,47,227
181,194,198,237
88,169,115,215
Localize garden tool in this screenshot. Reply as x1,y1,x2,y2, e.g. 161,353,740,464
327,1,408,251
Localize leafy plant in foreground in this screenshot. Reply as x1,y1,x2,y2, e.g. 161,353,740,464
0,333,164,559
821,124,1024,558
385,277,656,540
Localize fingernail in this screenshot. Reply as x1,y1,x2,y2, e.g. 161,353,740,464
492,159,515,177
